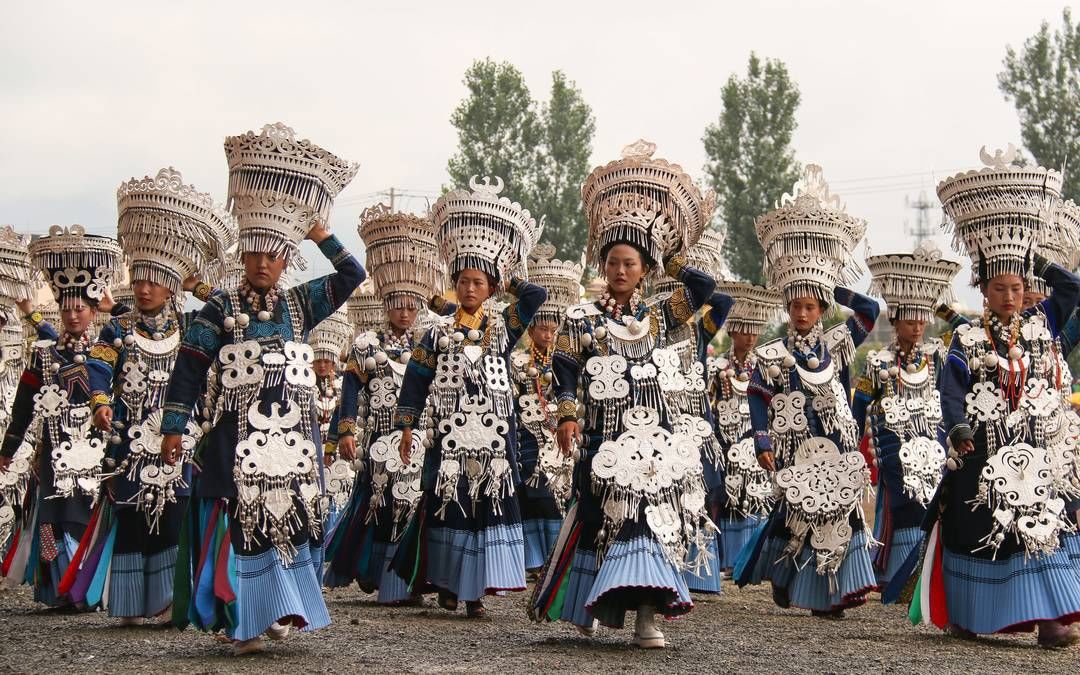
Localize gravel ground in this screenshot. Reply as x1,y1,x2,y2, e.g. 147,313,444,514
0,579,1076,673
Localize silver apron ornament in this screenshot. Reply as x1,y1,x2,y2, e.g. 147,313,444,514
774,436,870,584
366,428,424,538
590,406,715,570
725,437,774,518
123,409,202,532
435,394,512,518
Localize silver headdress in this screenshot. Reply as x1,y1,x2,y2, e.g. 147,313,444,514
431,176,542,288
29,225,124,309
714,280,783,335
111,283,135,310
117,167,238,297
583,139,716,273
347,282,384,335
866,240,961,322
937,144,1064,286
224,122,358,264
308,307,352,362
526,243,583,326
653,227,726,295
359,203,444,310
1027,198,1080,294
0,226,35,304
755,164,866,305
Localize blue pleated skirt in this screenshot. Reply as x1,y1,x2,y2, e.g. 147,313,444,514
425,522,526,602
719,515,762,570
232,543,330,641
941,542,1080,634
748,530,876,611
874,525,922,589
523,517,562,572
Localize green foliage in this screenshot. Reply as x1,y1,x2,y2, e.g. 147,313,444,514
528,71,596,260
998,8,1080,200
703,53,802,284
447,60,595,259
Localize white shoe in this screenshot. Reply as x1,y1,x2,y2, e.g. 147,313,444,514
265,621,291,641
232,637,266,656
633,605,666,649
576,619,598,637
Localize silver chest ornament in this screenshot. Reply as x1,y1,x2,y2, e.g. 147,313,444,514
589,406,715,570
774,436,870,579
366,429,424,536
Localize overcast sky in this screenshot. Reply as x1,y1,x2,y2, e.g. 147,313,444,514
2,1,1073,308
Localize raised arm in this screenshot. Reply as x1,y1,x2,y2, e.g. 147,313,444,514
1033,254,1080,338
293,234,366,333
834,287,880,349
503,278,547,345
661,257,717,328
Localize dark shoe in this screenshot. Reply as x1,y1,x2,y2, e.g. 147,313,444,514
771,584,791,609
465,600,486,619
946,624,978,641
437,590,458,612
811,608,845,620
1038,621,1080,649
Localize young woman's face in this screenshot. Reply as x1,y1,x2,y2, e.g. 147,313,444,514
61,303,94,335
787,297,824,333
603,244,647,295
243,251,288,291
132,279,173,313
984,274,1024,318
892,318,927,347
730,331,759,356
1022,289,1046,311
386,301,419,332
455,268,494,312
528,321,558,351
313,358,336,378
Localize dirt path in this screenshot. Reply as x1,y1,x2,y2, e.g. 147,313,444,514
0,579,1074,673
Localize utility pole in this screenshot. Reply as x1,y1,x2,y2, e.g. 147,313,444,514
904,191,935,247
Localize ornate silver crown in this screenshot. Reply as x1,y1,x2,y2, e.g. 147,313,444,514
755,164,866,305
117,167,237,296
937,145,1062,285
866,240,961,321
583,140,715,271
309,306,353,361
0,226,35,303
359,202,444,309
347,281,384,335
225,123,358,262
431,176,542,288
714,280,783,335
526,243,583,326
29,225,124,309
